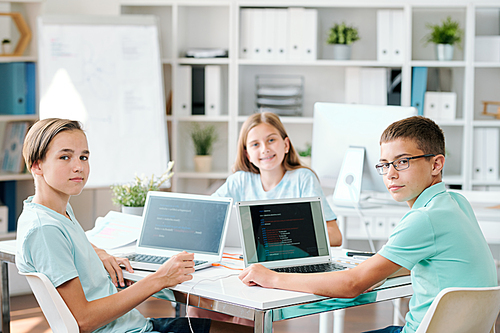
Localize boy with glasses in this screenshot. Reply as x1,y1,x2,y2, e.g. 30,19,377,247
239,116,497,333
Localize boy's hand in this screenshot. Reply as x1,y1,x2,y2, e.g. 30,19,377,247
155,251,195,288
239,264,278,288
92,245,134,288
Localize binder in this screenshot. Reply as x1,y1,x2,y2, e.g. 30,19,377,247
274,9,288,61
1,121,29,173
391,10,405,63
0,62,26,115
302,9,318,61
345,67,361,104
424,92,456,121
204,65,221,116
377,10,392,62
411,67,428,116
288,7,305,61
0,181,16,232
191,66,205,115
251,8,265,60
263,9,276,60
485,128,499,181
25,62,36,115
360,68,387,105
473,128,485,180
240,9,253,59
175,65,191,116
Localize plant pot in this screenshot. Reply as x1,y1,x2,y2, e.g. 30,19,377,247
435,44,454,61
333,44,352,60
1,43,10,55
194,155,212,173
121,206,144,216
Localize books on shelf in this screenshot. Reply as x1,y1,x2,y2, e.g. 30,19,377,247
344,67,388,105
240,7,317,61
423,92,457,121
377,10,405,63
0,62,36,115
1,121,29,173
473,128,499,182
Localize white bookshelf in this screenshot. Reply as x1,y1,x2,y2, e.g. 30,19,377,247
119,0,500,193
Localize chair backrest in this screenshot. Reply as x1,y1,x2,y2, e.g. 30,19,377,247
415,286,500,333
20,272,79,333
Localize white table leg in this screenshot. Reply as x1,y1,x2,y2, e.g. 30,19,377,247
393,298,402,325
319,312,333,333
334,309,345,333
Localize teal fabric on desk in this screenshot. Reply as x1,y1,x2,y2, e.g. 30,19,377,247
379,182,497,333
213,168,337,221
16,196,152,333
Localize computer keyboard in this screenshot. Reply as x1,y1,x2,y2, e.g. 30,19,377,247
125,254,207,266
271,262,347,273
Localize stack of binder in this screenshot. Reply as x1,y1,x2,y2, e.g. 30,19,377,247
255,75,303,116
0,62,36,115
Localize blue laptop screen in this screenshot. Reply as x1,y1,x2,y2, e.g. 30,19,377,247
139,196,230,255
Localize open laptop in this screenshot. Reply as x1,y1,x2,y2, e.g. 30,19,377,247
236,197,347,273
224,204,242,248
124,191,233,271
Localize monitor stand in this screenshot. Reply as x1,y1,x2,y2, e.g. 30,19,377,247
332,146,380,209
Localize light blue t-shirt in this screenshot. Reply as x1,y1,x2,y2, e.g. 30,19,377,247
213,168,336,221
16,197,153,333
379,182,497,333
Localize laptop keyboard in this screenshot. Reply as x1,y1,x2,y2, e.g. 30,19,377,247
272,262,347,273
125,254,208,267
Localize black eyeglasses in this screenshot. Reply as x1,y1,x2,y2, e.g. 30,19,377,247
375,154,436,175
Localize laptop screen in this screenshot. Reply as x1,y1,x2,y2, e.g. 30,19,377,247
238,198,330,265
138,195,231,255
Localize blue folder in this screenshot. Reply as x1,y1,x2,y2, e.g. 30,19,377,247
411,67,428,116
25,62,36,115
0,63,26,115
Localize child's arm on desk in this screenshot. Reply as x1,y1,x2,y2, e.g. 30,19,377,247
91,243,134,287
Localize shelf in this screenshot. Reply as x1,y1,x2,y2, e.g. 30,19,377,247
0,0,42,3
238,59,403,67
472,179,500,186
442,175,464,185
411,60,466,67
237,115,313,124
435,119,465,126
178,58,229,65
176,171,230,179
0,56,37,63
0,114,37,122
0,232,16,241
0,173,32,181
475,62,500,68
175,115,229,122
473,120,500,127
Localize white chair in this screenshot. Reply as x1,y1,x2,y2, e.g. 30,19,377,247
415,286,500,333
20,272,79,333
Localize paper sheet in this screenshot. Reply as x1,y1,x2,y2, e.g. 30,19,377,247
86,211,142,250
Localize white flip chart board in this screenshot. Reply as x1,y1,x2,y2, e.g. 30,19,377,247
38,15,169,187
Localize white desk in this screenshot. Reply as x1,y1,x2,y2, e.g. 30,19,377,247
119,246,412,333
0,241,412,333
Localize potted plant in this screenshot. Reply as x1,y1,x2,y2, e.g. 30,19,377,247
298,143,312,167
423,16,463,61
110,161,174,215
326,22,360,60
1,39,11,55
190,123,218,173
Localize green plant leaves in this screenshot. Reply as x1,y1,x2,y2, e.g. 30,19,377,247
327,22,360,45
424,16,463,46
190,122,218,156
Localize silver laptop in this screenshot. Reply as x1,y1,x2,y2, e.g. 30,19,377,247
236,197,347,273
125,191,233,271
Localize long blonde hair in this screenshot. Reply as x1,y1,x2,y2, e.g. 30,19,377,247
233,112,312,174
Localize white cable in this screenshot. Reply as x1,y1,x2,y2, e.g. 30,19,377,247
346,182,376,253
186,273,240,333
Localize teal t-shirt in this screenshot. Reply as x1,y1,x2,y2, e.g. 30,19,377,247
16,197,153,333
379,182,497,333
213,168,337,221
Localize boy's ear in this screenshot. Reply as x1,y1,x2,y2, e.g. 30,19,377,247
431,155,445,175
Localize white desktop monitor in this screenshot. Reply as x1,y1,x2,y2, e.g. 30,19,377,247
311,103,417,194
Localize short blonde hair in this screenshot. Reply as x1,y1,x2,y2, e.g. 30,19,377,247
23,118,84,171
233,112,310,174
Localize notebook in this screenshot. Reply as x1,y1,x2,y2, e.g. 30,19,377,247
236,197,347,272
124,191,233,271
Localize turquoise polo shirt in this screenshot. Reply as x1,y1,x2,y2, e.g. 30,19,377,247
379,182,497,333
16,197,152,333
